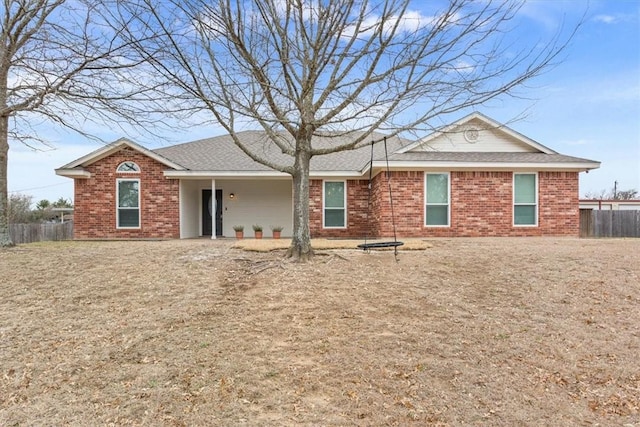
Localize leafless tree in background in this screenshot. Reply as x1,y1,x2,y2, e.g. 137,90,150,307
585,187,638,200
0,0,173,246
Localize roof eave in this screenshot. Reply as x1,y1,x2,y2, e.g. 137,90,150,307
372,160,601,171
55,168,91,179
58,138,186,171
164,160,600,179
164,170,366,179
164,170,289,179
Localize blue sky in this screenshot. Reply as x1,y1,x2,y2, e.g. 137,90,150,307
7,0,640,203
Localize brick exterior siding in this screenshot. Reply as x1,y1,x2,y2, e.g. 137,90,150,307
73,147,180,239
309,171,579,238
73,147,579,240
309,179,370,238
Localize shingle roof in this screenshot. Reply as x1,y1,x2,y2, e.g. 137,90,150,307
154,132,280,172
152,130,598,173
55,113,601,180
153,130,411,173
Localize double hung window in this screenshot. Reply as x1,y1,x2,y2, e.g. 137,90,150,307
514,173,537,226
324,181,346,228
425,173,450,226
117,179,140,228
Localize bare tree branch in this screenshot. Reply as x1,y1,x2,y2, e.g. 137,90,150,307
107,0,582,259
0,0,185,246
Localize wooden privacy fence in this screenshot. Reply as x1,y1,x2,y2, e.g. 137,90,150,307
9,221,74,244
580,209,640,238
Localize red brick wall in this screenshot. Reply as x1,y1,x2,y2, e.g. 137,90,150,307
309,179,370,238
427,171,514,238
309,171,579,238
73,147,180,239
74,157,578,240
369,171,424,237
538,171,579,236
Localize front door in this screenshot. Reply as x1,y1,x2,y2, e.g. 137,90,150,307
202,189,223,236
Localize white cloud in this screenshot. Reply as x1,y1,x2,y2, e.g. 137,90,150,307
593,14,617,24
518,0,588,32
341,7,438,39
592,13,636,25
449,60,476,74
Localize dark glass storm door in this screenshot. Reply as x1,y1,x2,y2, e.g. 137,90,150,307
202,189,223,236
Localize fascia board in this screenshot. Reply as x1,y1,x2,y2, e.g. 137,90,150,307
57,144,122,169
54,168,91,178
59,138,186,171
164,170,289,179
164,170,364,179
371,160,601,171
310,171,363,177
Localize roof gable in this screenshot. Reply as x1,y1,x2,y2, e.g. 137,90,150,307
56,113,599,178
57,138,186,171
398,112,557,154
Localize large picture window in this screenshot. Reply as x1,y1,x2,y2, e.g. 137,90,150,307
324,181,346,228
117,179,140,228
425,173,449,226
514,173,537,226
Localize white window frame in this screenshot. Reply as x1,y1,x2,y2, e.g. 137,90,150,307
424,172,450,227
513,172,538,227
116,161,141,173
116,178,141,229
323,180,347,229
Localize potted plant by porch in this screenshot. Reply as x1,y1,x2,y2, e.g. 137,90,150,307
271,225,283,239
233,225,244,239
252,224,263,239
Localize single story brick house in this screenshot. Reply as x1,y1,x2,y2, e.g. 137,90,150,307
55,113,600,239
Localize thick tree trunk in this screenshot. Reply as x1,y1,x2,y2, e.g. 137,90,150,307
0,114,13,247
287,146,313,261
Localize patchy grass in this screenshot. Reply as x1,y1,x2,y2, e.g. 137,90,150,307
1,237,639,426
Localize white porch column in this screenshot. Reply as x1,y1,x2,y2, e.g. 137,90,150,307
211,179,216,239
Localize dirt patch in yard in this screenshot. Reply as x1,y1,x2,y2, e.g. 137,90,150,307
233,237,431,252
1,237,639,426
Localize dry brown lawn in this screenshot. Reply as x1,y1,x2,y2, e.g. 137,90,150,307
1,237,639,426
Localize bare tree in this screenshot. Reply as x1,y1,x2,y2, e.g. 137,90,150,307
0,0,171,246
616,189,639,200
7,193,34,223
585,187,638,200
111,0,578,260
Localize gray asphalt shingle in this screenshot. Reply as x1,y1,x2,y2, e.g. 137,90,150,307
153,130,596,173
153,131,411,172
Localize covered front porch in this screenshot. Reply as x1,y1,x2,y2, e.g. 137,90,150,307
178,178,294,239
